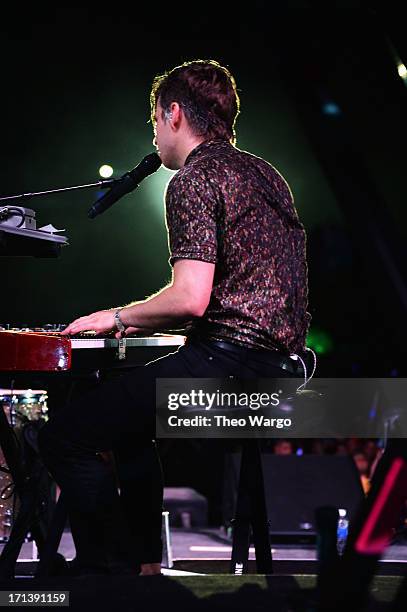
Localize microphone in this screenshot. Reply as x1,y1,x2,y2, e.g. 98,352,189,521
88,152,161,219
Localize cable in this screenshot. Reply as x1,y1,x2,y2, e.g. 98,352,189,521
291,347,317,391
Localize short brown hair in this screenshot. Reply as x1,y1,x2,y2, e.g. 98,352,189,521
150,59,240,145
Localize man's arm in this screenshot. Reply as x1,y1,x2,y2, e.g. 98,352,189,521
61,259,215,335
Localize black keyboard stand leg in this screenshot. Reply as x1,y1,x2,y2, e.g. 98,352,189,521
230,440,273,575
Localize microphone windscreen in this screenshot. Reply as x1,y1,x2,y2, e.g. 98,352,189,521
130,152,161,184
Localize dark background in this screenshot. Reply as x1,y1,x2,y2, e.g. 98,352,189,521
1,2,406,521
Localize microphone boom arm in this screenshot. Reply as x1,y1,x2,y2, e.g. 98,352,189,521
0,179,116,204
0,152,161,220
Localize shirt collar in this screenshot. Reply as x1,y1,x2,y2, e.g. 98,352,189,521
184,139,231,166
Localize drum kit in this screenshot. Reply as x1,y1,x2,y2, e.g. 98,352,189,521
0,388,48,542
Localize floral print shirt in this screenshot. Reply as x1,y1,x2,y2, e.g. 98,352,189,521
165,139,310,353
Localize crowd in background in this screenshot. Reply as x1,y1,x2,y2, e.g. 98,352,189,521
272,438,384,494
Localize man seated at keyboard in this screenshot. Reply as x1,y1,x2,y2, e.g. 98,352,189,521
38,59,311,576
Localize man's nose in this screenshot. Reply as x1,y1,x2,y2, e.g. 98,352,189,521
152,135,157,147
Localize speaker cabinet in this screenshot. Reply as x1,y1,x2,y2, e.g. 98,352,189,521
223,454,364,537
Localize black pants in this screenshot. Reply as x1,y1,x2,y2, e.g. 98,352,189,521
38,338,306,572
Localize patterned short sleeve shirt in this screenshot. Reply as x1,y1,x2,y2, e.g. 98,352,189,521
165,139,311,354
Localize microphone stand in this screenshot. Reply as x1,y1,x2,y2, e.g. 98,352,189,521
0,178,117,205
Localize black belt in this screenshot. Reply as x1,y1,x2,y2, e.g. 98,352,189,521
200,338,303,375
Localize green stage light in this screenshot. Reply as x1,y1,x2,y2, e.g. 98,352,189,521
99,164,114,178
306,327,333,355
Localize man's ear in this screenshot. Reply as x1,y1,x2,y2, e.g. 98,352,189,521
169,102,182,130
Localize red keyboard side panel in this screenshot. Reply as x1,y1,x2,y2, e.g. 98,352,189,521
0,331,71,371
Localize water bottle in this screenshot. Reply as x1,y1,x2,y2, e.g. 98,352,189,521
337,508,349,556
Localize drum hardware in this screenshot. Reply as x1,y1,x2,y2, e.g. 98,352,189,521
0,394,57,579
0,475,14,543
0,390,49,546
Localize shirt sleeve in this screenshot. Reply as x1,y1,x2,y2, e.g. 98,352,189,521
165,172,218,267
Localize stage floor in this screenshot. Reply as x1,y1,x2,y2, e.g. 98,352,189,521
1,529,405,611
2,527,406,576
